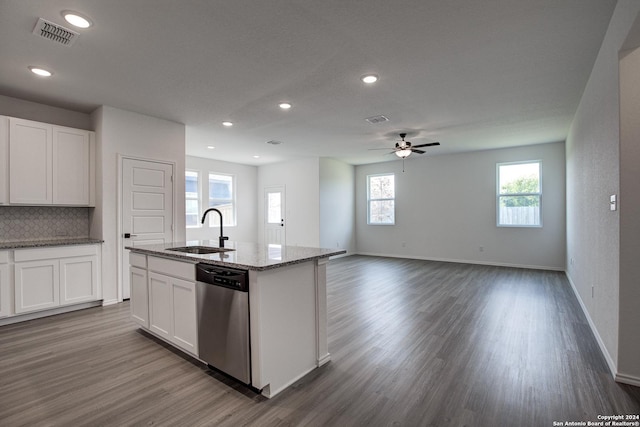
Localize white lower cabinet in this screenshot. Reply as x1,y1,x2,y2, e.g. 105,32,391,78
14,259,59,314
60,256,98,305
130,255,198,356
0,251,11,318
13,245,100,315
130,266,149,328
148,271,198,355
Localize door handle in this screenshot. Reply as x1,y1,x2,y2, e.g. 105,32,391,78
123,233,138,238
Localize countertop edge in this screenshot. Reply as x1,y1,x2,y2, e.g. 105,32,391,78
126,246,347,271
0,238,105,250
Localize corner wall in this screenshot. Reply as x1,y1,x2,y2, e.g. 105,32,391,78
319,158,355,254
565,0,640,381
355,142,566,270
91,106,186,305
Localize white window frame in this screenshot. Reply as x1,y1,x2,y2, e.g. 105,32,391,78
367,173,395,225
496,160,542,228
185,170,200,228
208,172,236,227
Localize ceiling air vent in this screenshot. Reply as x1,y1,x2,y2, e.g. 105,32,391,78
32,18,79,46
365,115,389,124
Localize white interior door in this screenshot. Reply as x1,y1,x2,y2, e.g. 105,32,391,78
121,158,174,299
264,186,285,245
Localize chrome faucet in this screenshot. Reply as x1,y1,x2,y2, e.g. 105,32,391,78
201,208,229,248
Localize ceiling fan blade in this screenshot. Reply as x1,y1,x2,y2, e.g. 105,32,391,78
411,149,426,154
368,148,393,151
411,142,440,148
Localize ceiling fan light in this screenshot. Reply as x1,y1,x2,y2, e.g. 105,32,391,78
395,149,411,158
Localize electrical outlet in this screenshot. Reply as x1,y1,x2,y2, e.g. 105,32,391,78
479,246,484,252
401,242,406,248
591,286,595,298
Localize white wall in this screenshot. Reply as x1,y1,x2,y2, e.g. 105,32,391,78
356,142,566,270
319,158,355,254
565,0,640,383
618,44,640,383
0,94,91,130
91,106,186,305
258,158,320,247
185,155,258,243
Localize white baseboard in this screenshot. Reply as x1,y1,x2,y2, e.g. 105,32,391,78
565,273,618,380
102,298,119,306
354,251,564,271
0,300,103,326
615,372,640,387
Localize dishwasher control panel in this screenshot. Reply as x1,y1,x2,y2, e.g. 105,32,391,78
196,263,248,291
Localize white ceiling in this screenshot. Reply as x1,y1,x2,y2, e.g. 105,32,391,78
0,0,616,165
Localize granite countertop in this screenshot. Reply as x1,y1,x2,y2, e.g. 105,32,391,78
126,240,346,271
0,238,104,250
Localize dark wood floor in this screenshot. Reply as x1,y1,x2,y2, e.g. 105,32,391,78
1,255,638,426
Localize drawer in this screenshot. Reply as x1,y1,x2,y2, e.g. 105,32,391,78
14,244,98,262
129,252,147,269
0,251,8,264
147,256,195,281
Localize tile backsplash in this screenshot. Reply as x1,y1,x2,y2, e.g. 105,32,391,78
0,206,90,242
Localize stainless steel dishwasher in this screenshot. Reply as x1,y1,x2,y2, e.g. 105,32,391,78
195,263,250,384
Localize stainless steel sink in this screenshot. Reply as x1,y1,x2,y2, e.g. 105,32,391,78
166,246,234,254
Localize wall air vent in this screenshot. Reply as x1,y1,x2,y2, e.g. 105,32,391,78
365,115,389,124
32,18,79,46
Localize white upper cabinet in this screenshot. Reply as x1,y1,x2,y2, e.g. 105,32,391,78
53,126,90,205
9,118,53,205
0,117,8,205
6,117,95,206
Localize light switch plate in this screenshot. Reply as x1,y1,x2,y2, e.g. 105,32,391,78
610,194,617,211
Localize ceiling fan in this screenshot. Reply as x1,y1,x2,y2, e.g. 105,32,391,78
370,133,441,158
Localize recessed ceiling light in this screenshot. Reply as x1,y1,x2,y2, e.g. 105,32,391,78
28,66,52,77
62,11,93,28
253,155,260,159
222,121,233,127
278,102,292,110
361,74,379,84
207,146,215,149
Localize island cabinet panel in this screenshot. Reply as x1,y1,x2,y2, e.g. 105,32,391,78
249,261,318,397
0,252,11,318
130,266,149,328
143,258,198,355
148,272,172,339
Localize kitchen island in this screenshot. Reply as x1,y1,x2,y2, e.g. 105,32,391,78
126,240,345,398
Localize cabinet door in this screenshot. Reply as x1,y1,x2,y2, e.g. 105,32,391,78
52,126,90,205
60,256,98,305
0,263,10,318
171,277,198,355
9,118,53,204
130,266,149,328
148,272,172,340
14,259,59,313
0,116,8,205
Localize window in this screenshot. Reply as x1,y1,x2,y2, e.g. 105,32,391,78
208,173,235,227
185,171,200,227
367,173,395,225
497,161,541,227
